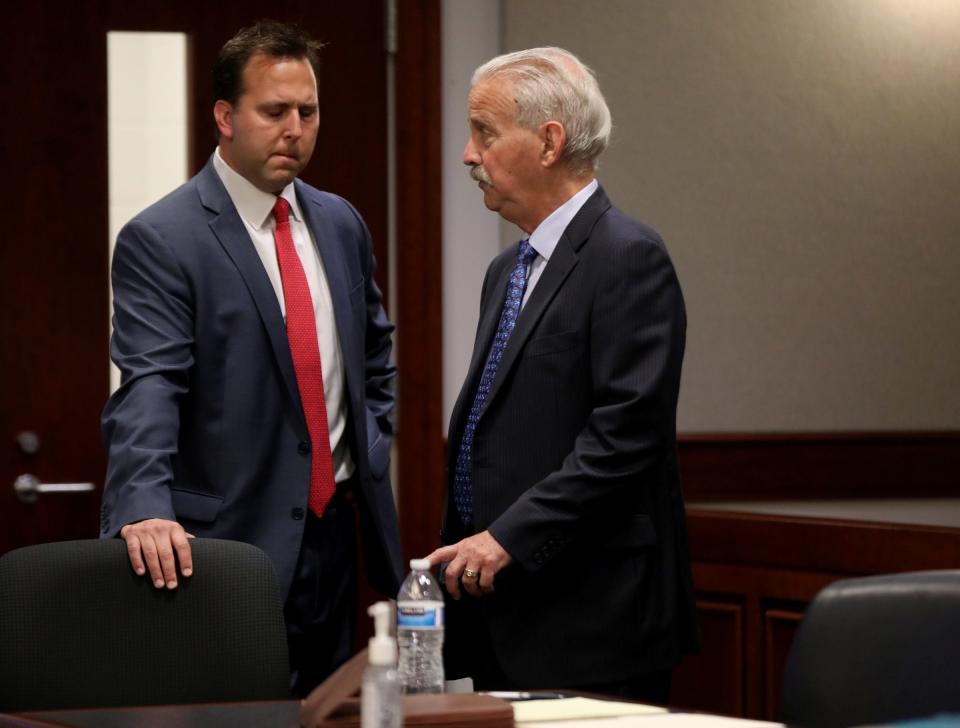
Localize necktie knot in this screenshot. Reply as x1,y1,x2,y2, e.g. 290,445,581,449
273,197,291,225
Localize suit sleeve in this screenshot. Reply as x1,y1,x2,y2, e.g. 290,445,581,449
342,199,396,437
100,218,194,537
487,234,686,571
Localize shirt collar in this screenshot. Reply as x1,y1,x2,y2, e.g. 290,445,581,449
213,147,302,229
527,178,599,261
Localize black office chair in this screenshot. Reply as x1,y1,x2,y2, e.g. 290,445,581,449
0,538,290,711
779,570,960,728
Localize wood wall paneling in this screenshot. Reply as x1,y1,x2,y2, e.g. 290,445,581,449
670,598,745,717
684,505,960,719
688,562,850,718
763,607,805,722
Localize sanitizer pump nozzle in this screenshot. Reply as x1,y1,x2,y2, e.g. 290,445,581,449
367,601,396,666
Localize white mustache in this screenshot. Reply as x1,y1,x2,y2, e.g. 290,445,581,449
469,166,492,185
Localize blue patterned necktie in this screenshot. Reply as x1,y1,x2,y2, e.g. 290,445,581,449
454,239,538,527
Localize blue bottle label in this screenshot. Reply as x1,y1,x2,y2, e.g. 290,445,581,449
396,600,444,629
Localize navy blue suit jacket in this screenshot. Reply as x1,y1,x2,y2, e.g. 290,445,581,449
101,158,402,598
444,186,698,686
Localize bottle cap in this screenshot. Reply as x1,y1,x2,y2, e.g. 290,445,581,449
409,558,431,571
367,601,396,666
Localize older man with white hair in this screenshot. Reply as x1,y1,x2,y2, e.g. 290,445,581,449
427,48,699,701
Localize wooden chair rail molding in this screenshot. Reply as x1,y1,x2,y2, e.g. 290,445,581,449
433,431,960,509
686,508,960,574
678,430,960,501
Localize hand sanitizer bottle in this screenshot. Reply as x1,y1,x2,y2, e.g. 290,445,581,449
361,602,402,728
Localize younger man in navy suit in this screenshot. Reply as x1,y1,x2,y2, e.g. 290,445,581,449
101,21,402,695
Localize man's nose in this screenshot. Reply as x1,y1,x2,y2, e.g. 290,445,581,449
463,137,480,166
284,111,302,139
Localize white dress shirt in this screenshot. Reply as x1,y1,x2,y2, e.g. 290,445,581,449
213,149,354,482
522,178,599,308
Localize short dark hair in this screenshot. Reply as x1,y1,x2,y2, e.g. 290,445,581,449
213,20,325,106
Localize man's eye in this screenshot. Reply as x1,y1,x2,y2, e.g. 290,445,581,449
300,109,316,119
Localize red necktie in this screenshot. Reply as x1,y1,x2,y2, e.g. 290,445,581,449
272,197,336,518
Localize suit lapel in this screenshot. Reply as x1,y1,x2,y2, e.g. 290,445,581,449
479,237,579,418
197,161,305,429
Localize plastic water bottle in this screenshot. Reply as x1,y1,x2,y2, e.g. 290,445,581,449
361,602,401,728
396,558,445,693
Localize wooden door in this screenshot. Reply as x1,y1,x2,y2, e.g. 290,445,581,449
0,1,388,556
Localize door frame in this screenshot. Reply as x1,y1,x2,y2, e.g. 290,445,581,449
393,0,445,563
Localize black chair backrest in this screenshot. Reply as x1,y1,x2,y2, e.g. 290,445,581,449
0,538,290,711
780,570,960,728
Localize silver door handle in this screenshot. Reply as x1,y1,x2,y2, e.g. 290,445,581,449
14,474,96,504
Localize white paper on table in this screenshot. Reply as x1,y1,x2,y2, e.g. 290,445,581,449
517,706,784,727
512,696,667,723
628,714,784,728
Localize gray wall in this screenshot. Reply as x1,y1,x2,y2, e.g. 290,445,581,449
442,3,503,431
488,0,960,432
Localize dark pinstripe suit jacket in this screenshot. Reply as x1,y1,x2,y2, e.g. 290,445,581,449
443,185,699,687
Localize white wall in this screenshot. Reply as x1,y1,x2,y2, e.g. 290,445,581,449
107,32,189,392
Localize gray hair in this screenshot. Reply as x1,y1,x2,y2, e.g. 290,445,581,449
472,47,612,174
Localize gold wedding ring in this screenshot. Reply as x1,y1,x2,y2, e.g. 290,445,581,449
463,568,480,579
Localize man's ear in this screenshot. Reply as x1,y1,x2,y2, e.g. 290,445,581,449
213,100,234,141
539,121,566,168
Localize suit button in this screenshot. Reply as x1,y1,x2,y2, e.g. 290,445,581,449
298,441,311,455
291,507,305,520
